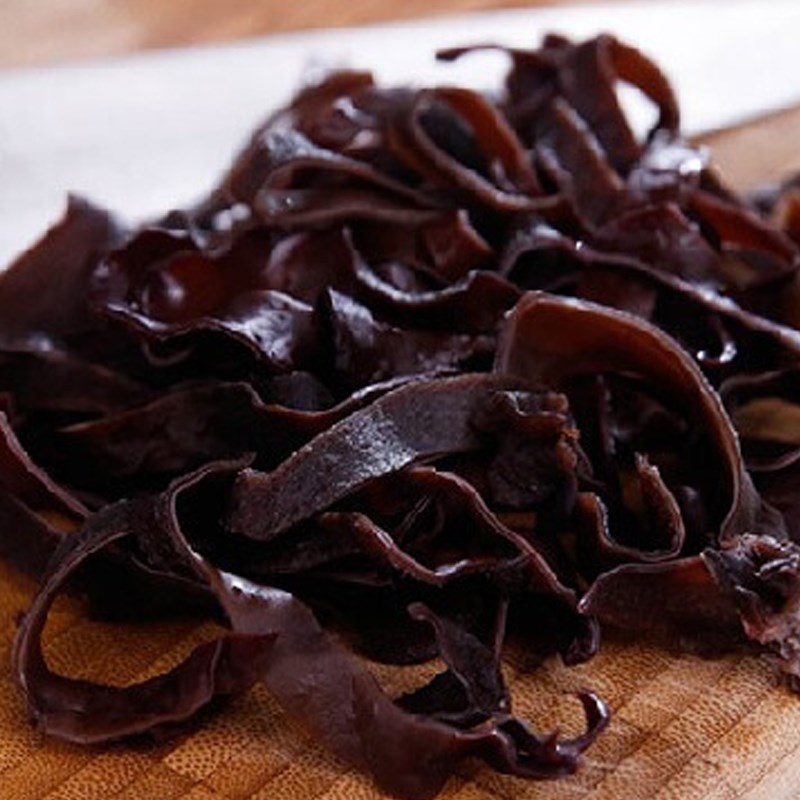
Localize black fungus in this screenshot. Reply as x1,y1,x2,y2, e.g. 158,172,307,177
4,31,800,800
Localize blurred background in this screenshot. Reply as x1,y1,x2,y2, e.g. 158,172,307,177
0,0,595,68
2,0,796,264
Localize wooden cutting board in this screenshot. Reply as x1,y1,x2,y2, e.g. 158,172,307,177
3,90,800,800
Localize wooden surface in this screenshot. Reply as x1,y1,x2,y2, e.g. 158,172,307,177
695,105,800,190
4,2,800,800
0,0,596,69
2,536,800,800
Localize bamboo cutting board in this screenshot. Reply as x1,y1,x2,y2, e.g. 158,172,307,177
0,115,799,800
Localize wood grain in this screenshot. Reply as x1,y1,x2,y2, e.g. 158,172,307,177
0,0,593,69
696,105,800,191
1,549,799,800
